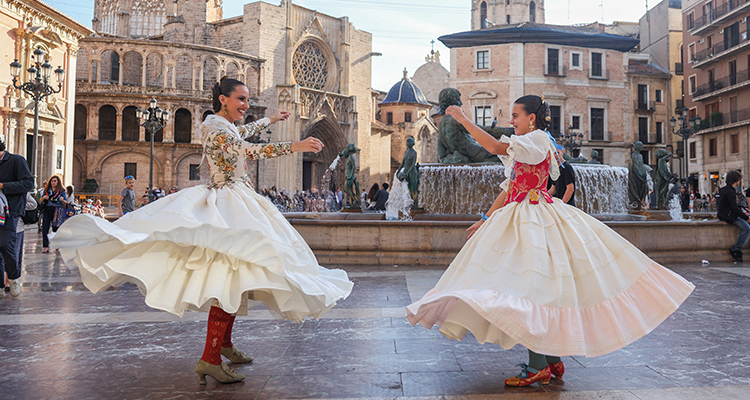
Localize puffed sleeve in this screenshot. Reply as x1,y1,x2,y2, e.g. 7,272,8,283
236,117,271,140
207,129,292,161
506,130,553,165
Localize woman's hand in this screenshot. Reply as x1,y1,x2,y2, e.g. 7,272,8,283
40,194,48,201
269,110,291,124
445,105,469,124
466,219,483,239
291,136,324,153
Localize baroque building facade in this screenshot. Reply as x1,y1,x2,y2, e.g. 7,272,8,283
1,0,92,188
682,0,750,195
441,0,676,168
75,0,393,198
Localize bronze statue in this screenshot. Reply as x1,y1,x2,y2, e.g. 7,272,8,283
437,88,499,163
588,149,601,164
654,148,673,209
340,144,361,209
563,153,588,164
396,136,420,209
627,141,651,210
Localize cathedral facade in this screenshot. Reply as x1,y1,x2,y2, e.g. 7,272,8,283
74,0,393,197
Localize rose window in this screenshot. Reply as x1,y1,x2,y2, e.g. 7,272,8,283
292,42,329,90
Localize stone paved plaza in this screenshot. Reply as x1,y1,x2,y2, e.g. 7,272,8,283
2,227,750,399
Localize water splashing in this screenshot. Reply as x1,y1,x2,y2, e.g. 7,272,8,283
573,164,628,214
385,173,414,220
669,195,686,221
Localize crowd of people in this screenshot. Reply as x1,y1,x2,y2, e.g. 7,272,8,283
257,182,392,213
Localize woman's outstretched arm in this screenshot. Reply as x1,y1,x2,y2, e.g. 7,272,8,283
445,105,510,155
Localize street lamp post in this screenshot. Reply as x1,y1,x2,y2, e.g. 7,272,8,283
136,98,169,201
669,106,701,184
561,126,584,157
9,47,66,188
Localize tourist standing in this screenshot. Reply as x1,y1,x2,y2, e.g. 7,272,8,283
118,176,135,217
51,77,352,385
39,175,67,254
0,139,33,298
370,183,389,211
407,96,694,387
547,149,575,206
717,170,750,262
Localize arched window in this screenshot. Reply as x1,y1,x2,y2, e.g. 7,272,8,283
74,104,87,140
480,1,487,28
174,108,192,143
530,2,536,23
110,51,120,83
202,110,214,121
122,51,142,86
98,105,117,141
122,106,139,141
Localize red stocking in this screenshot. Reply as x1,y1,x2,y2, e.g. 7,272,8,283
201,306,231,365
222,315,236,348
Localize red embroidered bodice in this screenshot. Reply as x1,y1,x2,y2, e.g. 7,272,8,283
505,154,554,205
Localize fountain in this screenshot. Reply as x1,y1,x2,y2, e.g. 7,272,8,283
385,176,414,220
419,163,629,215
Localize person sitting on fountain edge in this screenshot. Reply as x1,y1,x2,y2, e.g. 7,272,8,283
717,170,750,262
547,148,575,206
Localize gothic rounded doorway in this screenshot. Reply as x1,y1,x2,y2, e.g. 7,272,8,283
301,117,348,191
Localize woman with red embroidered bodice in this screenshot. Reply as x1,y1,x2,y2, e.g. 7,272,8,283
406,95,694,388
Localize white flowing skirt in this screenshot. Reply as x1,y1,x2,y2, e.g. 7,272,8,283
405,198,694,357
51,183,353,321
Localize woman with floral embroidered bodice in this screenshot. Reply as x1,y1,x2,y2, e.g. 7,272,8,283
51,77,353,385
406,95,694,387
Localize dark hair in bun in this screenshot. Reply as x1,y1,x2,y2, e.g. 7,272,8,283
212,76,246,113
514,95,551,131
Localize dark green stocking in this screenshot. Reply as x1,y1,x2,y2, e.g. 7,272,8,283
545,355,561,364
528,350,548,371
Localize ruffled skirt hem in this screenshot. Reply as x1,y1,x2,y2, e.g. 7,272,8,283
405,264,693,357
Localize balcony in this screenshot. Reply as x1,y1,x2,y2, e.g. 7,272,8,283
589,69,610,80
689,0,750,35
696,107,750,131
692,34,750,67
692,67,750,100
675,62,683,75
544,65,567,77
634,100,657,112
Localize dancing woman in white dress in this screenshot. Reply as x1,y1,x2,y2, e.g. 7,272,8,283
406,95,694,387
52,77,353,384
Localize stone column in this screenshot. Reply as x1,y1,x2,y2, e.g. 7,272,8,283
118,58,123,85
88,105,98,140
115,107,123,141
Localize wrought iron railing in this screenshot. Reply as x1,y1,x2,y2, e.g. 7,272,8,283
690,0,750,32
692,67,750,97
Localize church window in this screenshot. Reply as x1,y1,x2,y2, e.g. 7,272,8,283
480,2,487,28
477,50,490,69
405,112,412,123
130,0,167,38
174,108,192,143
590,108,605,140
99,0,119,36
507,15,511,24
124,163,137,179
547,48,560,75
189,164,201,180
475,106,492,126
387,112,393,124
530,2,536,23
293,42,329,90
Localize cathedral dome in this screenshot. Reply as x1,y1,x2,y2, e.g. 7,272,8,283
381,69,430,105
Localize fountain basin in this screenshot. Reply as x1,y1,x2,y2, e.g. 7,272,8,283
287,213,734,265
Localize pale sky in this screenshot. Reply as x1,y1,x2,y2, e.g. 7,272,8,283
44,0,659,91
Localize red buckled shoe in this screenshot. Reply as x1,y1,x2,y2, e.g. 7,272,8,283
548,361,565,379
504,364,551,387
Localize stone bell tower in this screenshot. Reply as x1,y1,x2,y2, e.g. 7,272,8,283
471,0,545,30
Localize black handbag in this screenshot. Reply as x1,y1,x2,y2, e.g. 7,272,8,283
21,208,39,224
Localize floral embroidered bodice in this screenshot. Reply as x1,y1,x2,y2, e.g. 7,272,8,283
200,114,291,188
505,154,554,205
